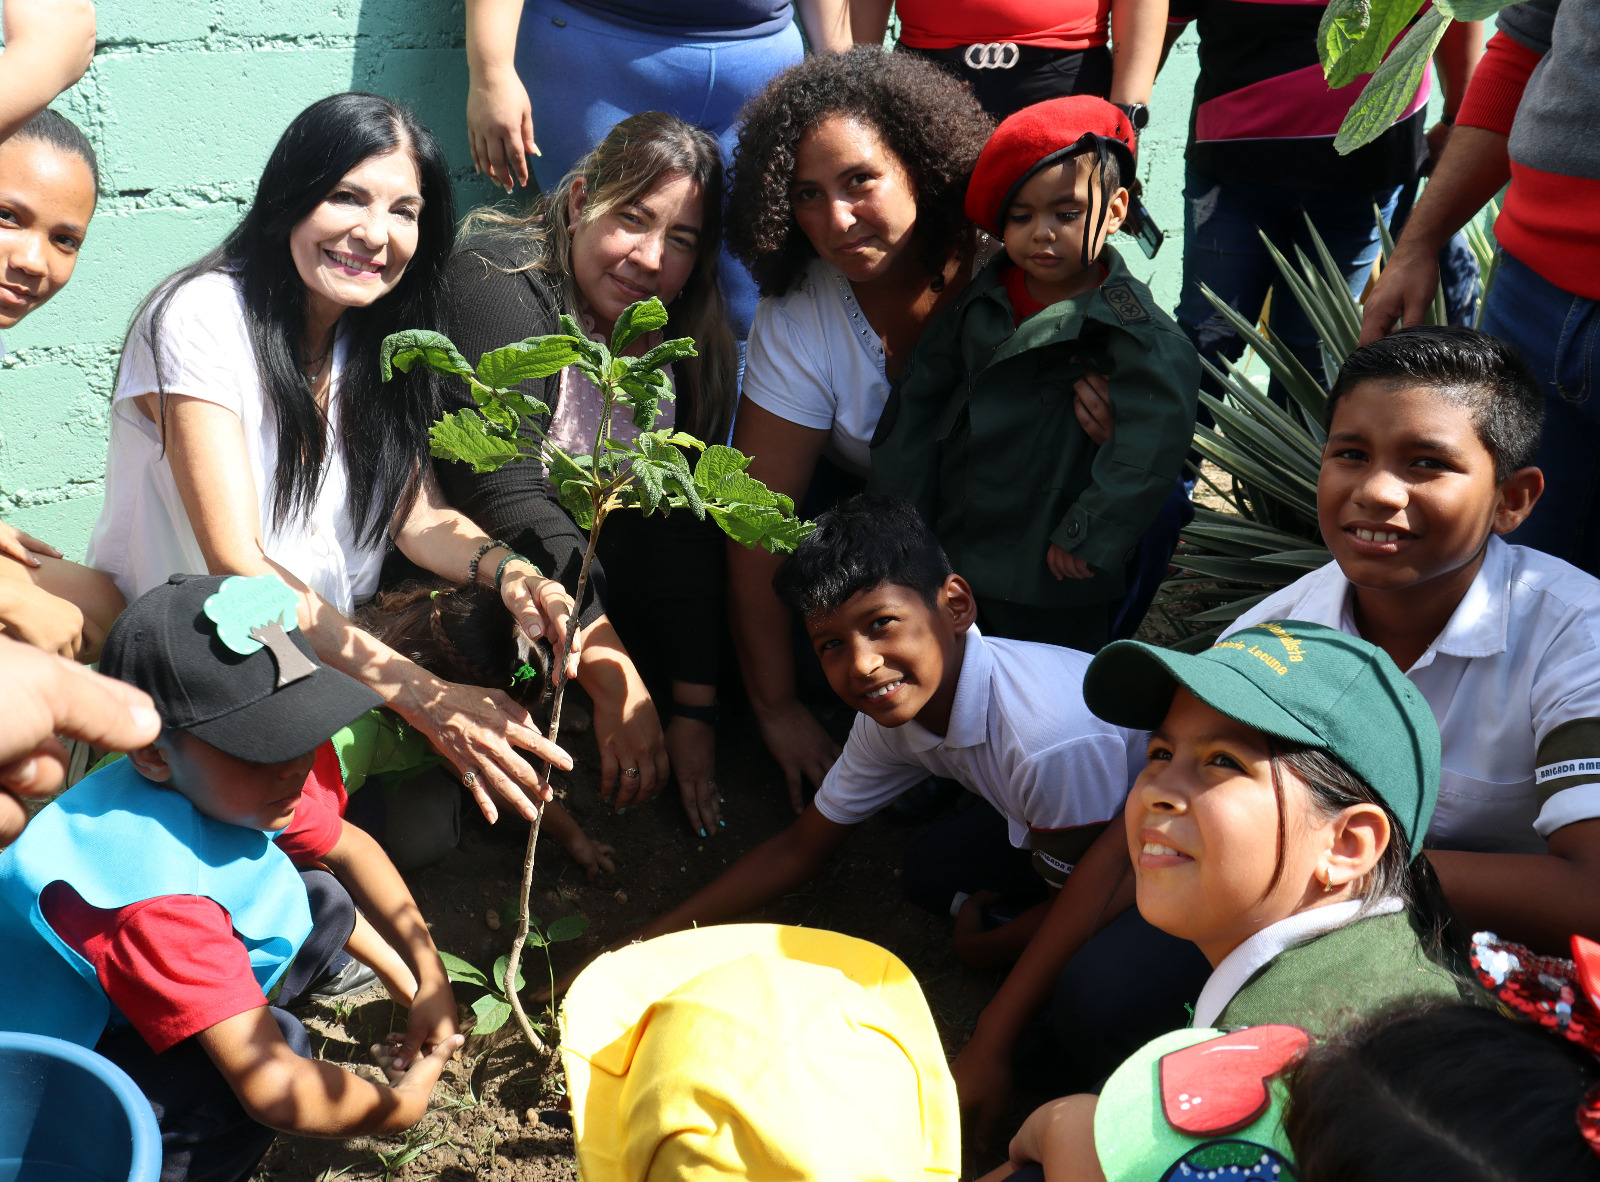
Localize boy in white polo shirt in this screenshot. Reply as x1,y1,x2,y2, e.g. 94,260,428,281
1226,325,1600,951
636,496,1144,966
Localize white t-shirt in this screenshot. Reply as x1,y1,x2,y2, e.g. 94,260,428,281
813,625,1146,872
741,258,888,479
88,271,381,614
1225,537,1600,854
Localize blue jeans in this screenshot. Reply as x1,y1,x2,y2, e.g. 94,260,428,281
1488,253,1600,574
517,0,805,339
1176,164,1403,395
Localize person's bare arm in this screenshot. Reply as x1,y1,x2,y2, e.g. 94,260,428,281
1109,0,1168,106
846,0,895,45
726,398,841,811
144,394,574,823
1423,20,1486,171
953,894,1050,969
1358,125,1509,344
197,1007,462,1137
465,0,536,191
636,803,854,940
953,822,1135,1146
1428,820,1600,954
0,0,95,142
795,0,852,52
0,578,85,659
0,548,124,663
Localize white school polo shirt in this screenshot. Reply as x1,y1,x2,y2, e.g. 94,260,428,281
1226,537,1600,854
813,625,1146,880
742,259,889,479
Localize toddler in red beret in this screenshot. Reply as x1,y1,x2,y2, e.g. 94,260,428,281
870,95,1200,652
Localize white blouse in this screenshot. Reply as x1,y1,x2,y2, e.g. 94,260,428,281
88,271,382,614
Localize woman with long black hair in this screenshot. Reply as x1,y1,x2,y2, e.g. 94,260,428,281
89,92,575,824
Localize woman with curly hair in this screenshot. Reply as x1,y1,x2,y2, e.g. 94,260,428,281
724,47,994,811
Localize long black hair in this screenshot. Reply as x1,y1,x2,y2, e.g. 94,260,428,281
123,92,456,546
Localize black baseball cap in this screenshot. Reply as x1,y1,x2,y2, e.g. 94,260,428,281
100,573,383,764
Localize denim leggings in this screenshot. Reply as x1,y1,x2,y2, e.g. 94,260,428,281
516,0,805,338
1489,253,1600,575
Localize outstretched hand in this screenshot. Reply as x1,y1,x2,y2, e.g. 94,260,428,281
1360,247,1441,345
466,68,538,192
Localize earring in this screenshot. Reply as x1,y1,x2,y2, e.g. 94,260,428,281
1320,871,1336,894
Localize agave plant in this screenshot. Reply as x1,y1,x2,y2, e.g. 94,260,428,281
1160,201,1501,651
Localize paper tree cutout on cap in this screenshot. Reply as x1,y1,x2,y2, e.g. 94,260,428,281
1159,1025,1311,1137
202,575,318,688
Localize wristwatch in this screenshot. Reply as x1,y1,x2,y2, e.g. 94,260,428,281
1115,102,1151,132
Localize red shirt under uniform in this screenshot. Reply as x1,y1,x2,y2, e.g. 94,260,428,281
39,744,346,1053
895,0,1111,52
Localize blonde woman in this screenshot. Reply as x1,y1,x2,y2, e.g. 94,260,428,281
437,111,737,838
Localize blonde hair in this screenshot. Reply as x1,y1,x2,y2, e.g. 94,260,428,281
462,111,736,443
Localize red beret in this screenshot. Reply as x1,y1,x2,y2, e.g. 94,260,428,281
965,95,1137,235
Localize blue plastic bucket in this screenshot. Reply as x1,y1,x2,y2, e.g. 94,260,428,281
0,1032,160,1181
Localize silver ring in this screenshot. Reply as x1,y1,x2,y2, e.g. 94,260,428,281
622,767,640,778
462,771,477,789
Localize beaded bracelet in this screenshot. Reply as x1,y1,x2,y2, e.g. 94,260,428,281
467,539,510,585
494,551,540,590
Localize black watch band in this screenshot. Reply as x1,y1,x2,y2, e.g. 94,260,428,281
672,699,720,726
1115,102,1151,132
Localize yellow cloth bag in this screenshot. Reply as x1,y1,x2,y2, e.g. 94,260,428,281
559,923,961,1181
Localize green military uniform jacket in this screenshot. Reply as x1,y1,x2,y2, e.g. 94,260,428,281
1216,910,1475,1037
868,246,1200,609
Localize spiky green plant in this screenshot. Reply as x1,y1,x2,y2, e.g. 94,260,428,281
1163,203,1500,650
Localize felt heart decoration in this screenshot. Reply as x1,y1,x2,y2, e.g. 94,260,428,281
1158,1025,1311,1137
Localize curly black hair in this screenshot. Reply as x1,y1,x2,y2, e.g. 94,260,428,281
727,46,994,298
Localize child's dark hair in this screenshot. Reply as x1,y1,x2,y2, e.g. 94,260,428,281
1285,1003,1600,1181
1264,744,1461,970
772,494,953,621
354,580,547,701
1326,326,1544,481
12,108,99,194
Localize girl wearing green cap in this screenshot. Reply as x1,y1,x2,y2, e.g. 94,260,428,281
981,622,1475,1181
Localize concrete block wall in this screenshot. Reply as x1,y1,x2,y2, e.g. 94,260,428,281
2,8,1431,559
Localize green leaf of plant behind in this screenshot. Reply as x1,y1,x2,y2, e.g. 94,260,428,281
1333,6,1449,154
546,915,590,942
1323,0,1424,89
618,367,677,431
430,410,525,473
476,336,584,390
472,995,512,1033
438,950,488,989
381,330,473,382
634,337,698,374
1318,0,1372,80
610,298,670,353
1434,0,1508,18
492,953,526,993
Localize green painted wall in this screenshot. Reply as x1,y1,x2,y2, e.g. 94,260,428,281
3,10,1414,560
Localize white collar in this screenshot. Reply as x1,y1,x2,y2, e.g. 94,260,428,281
899,625,992,753
1190,896,1404,1028
1294,538,1512,673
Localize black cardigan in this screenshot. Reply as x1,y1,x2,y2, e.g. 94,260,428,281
437,236,724,680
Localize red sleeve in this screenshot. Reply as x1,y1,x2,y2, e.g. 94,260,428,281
41,883,267,1054
299,740,347,817
1456,30,1543,136
274,779,343,865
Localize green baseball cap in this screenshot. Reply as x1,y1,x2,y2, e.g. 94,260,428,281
1083,621,1439,857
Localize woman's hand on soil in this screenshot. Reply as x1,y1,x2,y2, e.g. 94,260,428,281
501,565,580,680
406,679,571,824
0,522,60,568
1047,544,1095,581
952,1034,1015,1152
1072,367,1114,446
667,714,721,836
563,829,616,880
593,676,669,810
753,699,841,814
466,66,538,192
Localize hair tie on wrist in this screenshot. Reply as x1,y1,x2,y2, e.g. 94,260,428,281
468,539,511,585
494,552,539,590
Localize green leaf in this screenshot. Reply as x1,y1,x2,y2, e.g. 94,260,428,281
438,950,488,989
526,929,549,948
1318,0,1372,81
610,298,670,353
559,314,611,377
634,336,698,374
1323,0,1423,89
546,914,590,942
1434,0,1507,18
381,330,473,382
633,433,704,517
1334,7,1449,154
471,995,512,1034
430,410,525,473
476,336,583,389
498,897,521,930
556,476,597,530
492,953,526,993
617,366,677,431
